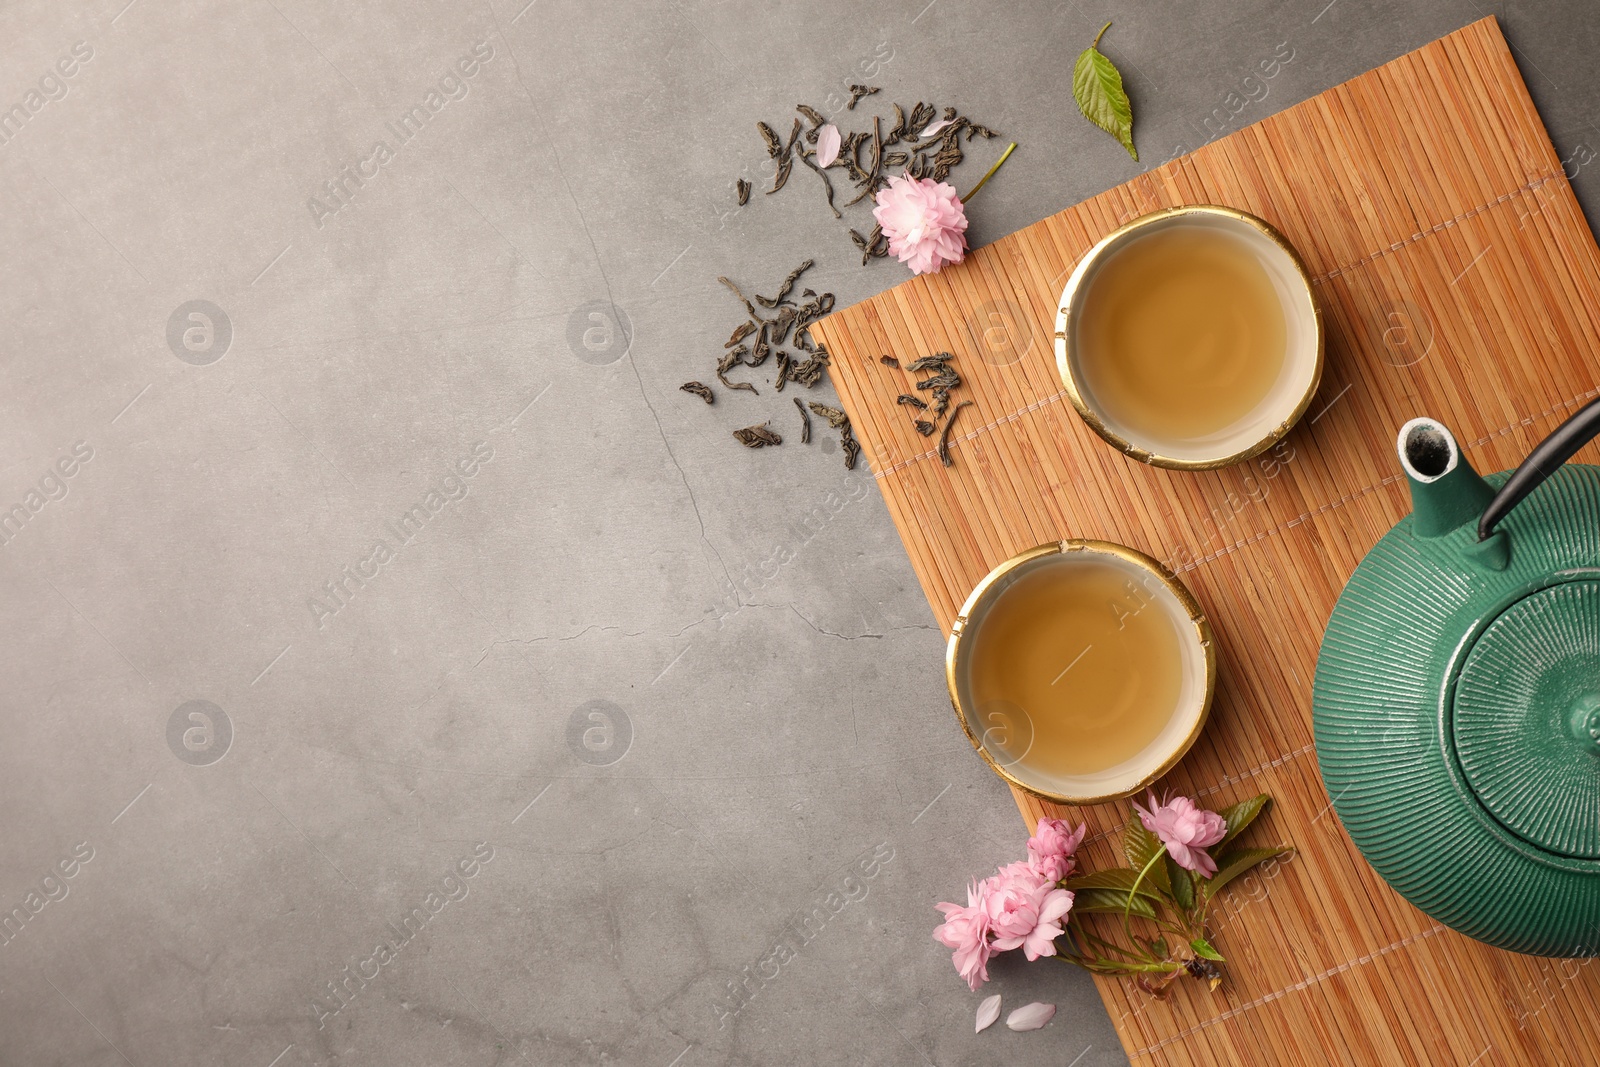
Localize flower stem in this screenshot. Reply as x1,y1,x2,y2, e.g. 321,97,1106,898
961,142,1017,204
1093,21,1112,49
1123,845,1167,945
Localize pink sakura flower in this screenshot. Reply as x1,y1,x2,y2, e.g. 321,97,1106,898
1134,791,1228,878
872,172,968,275
987,863,1074,961
933,879,995,990
1026,818,1087,883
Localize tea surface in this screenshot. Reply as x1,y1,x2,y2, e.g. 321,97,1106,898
968,559,1184,777
1077,225,1286,442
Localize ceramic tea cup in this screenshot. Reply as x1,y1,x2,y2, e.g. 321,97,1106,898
1055,205,1323,470
945,540,1215,805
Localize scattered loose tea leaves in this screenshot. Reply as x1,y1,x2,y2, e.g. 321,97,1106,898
938,400,974,467
807,401,849,429
736,179,751,205
767,118,802,194
774,351,792,391
1074,21,1137,161
733,422,782,447
786,349,830,387
799,151,841,218
719,275,760,319
746,324,771,367
841,422,860,470
896,393,927,409
913,419,936,436
680,381,715,404
742,89,1002,262
880,355,899,368
794,396,812,443
768,305,797,345
756,259,815,308
758,121,783,158
726,321,755,348
847,84,880,109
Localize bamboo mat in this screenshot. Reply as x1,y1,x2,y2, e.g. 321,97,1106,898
811,17,1600,1066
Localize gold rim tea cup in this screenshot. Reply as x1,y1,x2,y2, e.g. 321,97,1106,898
945,540,1215,806
1054,205,1324,470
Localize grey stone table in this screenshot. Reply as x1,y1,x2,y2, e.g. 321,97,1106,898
1,1,1593,1064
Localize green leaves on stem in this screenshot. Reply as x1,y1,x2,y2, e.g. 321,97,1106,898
1056,792,1292,996
1073,22,1137,161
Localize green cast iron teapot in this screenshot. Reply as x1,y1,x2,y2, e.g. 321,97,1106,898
1315,399,1600,956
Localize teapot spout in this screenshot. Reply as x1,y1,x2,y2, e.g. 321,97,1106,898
1398,418,1496,538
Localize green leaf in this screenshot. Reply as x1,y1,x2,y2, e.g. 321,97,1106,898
1072,887,1158,920
1138,935,1169,959
1190,936,1225,962
1073,22,1137,161
1123,818,1171,895
1063,867,1163,900
1206,846,1294,896
1166,858,1195,911
1214,794,1272,852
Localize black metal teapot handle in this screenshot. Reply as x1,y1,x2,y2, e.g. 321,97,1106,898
1479,395,1600,541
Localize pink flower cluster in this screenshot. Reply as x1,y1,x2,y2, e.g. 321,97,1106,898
1133,791,1228,877
872,173,968,275
932,819,1085,990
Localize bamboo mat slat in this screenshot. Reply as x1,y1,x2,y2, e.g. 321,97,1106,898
811,17,1600,1065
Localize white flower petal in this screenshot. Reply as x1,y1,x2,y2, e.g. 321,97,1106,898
975,993,1002,1033
815,124,842,167
1005,1002,1056,1032
921,118,954,138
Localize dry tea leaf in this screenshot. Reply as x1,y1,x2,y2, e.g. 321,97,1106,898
757,121,782,158
794,396,812,443
879,355,899,368
938,400,974,467
1074,22,1137,161
846,84,879,109
897,394,927,409
914,419,935,436
725,321,755,348
736,179,751,205
718,275,759,319
767,118,803,194
807,402,848,428
756,259,814,308
841,423,860,470
769,305,797,345
798,151,841,218
786,350,830,387
732,422,782,447
680,381,714,404
797,104,825,128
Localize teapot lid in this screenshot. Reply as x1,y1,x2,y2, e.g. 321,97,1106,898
1453,580,1600,859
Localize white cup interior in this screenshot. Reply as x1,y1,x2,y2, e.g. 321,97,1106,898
952,548,1210,801
1055,211,1320,465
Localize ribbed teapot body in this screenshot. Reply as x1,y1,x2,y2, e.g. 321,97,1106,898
1314,463,1600,956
